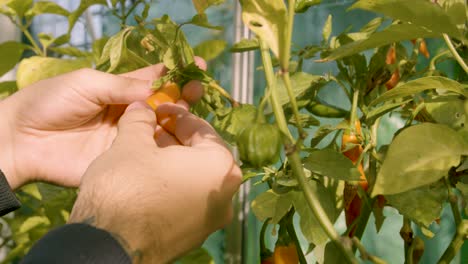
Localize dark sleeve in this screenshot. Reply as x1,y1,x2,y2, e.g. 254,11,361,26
21,223,131,264
0,169,21,216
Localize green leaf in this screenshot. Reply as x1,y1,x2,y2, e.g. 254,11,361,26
190,13,223,30
309,125,339,148
293,181,340,245
322,23,441,61
6,0,33,18
456,182,468,215
349,0,463,40
193,40,227,61
239,0,287,59
359,17,385,35
230,38,259,52
0,81,17,98
372,123,468,196
439,0,466,27
295,0,321,13
275,72,324,107
191,0,224,14
18,216,50,234
68,0,107,32
0,41,26,77
386,181,447,227
178,248,214,264
322,14,332,43
324,241,347,264
288,113,320,127
304,148,361,181
37,32,55,50
425,98,466,131
370,77,468,107
251,190,293,224
366,99,412,123
50,46,91,58
213,104,257,143
26,1,69,18
16,56,92,89
21,184,42,200
97,27,135,73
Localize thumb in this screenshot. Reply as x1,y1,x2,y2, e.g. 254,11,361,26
116,101,157,145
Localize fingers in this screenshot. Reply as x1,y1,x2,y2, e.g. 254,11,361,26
156,104,225,149
116,102,157,146
119,64,167,81
64,68,153,105
154,126,181,147
181,80,204,104
181,57,207,104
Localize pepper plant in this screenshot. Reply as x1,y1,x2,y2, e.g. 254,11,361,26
0,0,467,263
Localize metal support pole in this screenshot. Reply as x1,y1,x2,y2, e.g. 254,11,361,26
224,1,255,264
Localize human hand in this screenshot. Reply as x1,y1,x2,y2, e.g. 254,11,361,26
69,102,241,263
0,59,206,189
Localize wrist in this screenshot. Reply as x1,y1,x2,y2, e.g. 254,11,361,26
0,99,22,190
69,184,166,263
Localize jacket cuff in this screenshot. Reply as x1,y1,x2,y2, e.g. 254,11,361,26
21,223,132,264
0,169,21,216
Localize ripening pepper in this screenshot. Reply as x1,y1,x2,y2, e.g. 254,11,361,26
236,122,282,168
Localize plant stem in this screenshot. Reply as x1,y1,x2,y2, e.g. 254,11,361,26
429,49,451,70
349,90,359,127
445,178,462,227
438,220,468,264
208,81,239,107
285,210,307,264
289,154,357,264
281,72,306,139
352,237,387,264
442,34,468,73
280,0,296,70
260,38,357,264
20,25,42,56
400,217,413,264
259,39,293,141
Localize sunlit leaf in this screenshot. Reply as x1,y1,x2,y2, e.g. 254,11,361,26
68,0,107,32
322,23,441,61
370,77,468,106
372,123,468,196
350,0,463,39
26,1,69,18
295,0,321,13
322,14,332,43
193,40,227,61
239,0,287,59
230,38,259,52
386,181,447,227
304,148,361,181
191,0,224,14
16,56,91,89
425,98,466,131
18,216,50,234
